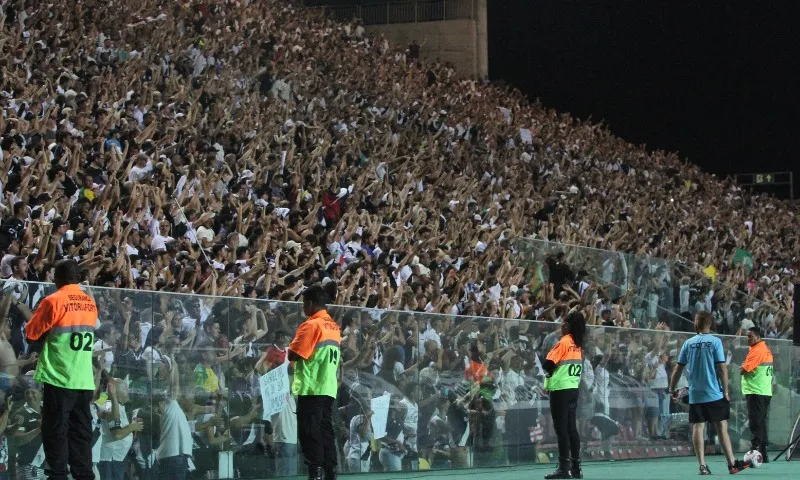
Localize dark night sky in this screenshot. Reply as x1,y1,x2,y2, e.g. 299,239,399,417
487,1,799,199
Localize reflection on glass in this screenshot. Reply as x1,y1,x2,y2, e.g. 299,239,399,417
0,279,794,479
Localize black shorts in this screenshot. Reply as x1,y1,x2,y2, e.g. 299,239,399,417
689,397,730,424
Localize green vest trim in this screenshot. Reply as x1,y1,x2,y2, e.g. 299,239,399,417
741,362,773,396
545,358,583,391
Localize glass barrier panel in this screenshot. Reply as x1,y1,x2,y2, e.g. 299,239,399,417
513,239,693,334
512,238,787,341
0,278,794,479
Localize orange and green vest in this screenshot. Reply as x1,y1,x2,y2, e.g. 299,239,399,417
741,341,773,396
544,334,583,391
25,284,98,390
288,310,341,398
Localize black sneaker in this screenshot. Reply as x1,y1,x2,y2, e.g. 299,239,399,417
759,448,769,464
699,465,711,475
728,460,751,474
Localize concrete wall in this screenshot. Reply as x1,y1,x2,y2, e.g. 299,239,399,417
364,0,488,79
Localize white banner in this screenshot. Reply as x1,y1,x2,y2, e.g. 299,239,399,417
259,362,291,419
519,128,533,145
370,393,392,439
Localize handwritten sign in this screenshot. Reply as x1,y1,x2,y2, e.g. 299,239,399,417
259,362,291,419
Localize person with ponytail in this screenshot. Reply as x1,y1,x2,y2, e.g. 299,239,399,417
542,312,587,479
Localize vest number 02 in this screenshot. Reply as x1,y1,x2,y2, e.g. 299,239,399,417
567,364,583,377
69,332,94,352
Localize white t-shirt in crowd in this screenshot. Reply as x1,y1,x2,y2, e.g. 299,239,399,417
418,328,441,356
501,369,525,405
156,399,193,460
151,234,174,252
400,397,418,451
141,346,171,376
139,322,153,346
94,340,114,373
184,221,198,244
100,404,132,462
128,161,154,183
91,403,104,464
196,226,215,244
346,414,372,461
272,395,297,444
594,366,610,415
650,363,669,389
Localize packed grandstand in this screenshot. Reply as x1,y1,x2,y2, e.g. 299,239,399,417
0,0,797,479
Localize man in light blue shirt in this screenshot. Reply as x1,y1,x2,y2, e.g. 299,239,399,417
670,312,750,475
678,331,725,405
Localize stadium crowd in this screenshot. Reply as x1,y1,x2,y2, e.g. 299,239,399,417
0,0,796,479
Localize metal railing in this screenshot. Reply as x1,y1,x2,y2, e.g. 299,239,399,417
306,0,475,25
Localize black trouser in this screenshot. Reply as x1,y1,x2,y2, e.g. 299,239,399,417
746,394,771,451
296,395,337,469
549,388,581,460
41,384,94,480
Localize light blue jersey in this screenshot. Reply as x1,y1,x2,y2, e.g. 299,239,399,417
677,333,725,404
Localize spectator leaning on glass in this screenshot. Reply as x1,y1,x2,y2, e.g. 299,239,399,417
288,285,342,480
542,312,587,480
24,260,97,480
740,327,773,463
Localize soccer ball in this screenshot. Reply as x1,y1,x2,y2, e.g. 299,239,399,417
743,450,763,468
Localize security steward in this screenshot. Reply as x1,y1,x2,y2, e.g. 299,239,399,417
740,326,773,463
543,311,586,479
25,260,98,480
288,285,341,480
